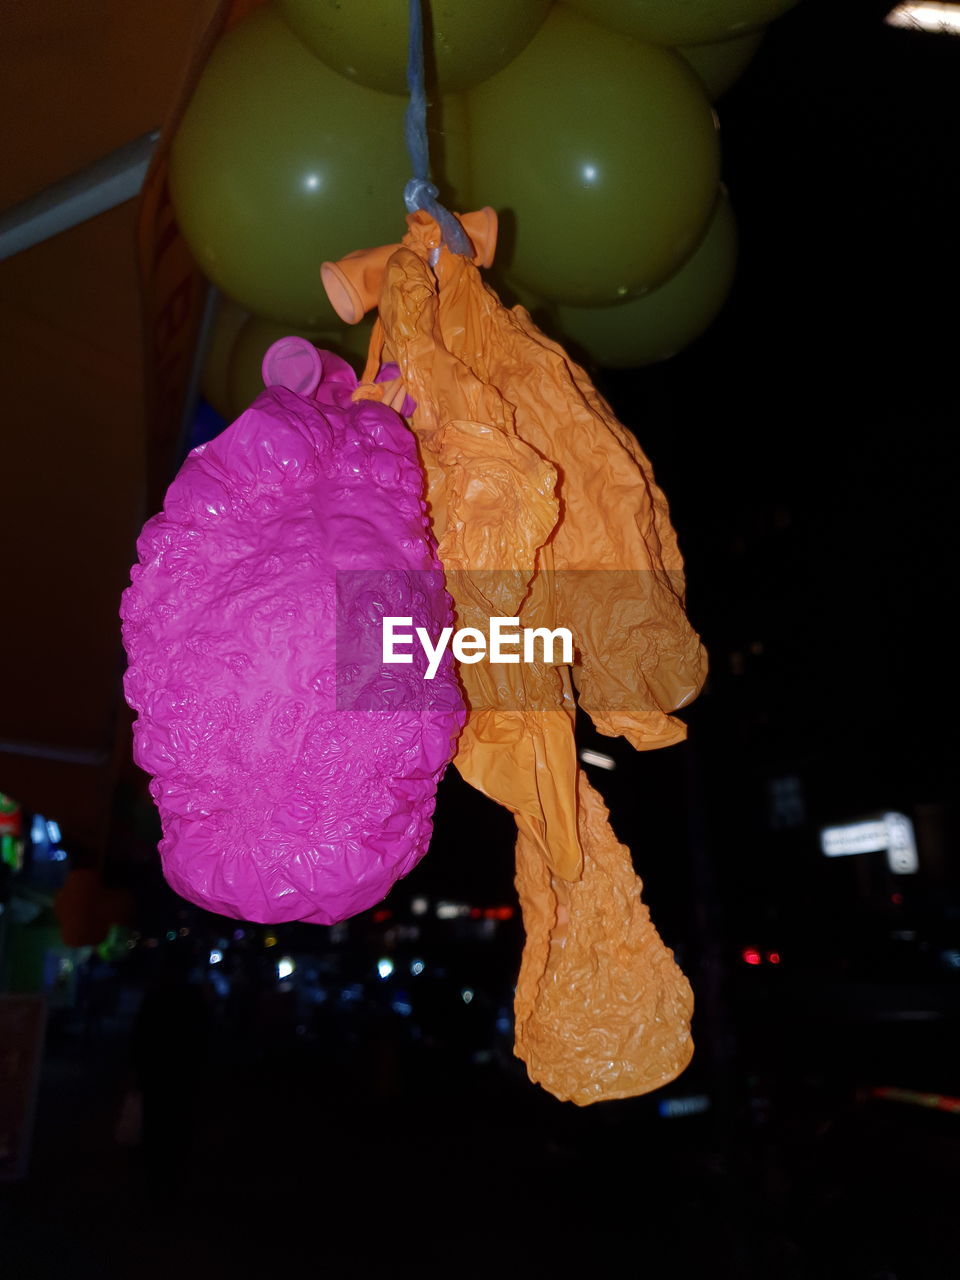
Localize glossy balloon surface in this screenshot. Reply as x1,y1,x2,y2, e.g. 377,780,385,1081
122,365,465,926
275,0,551,95
336,314,378,372
679,29,764,100
468,8,720,305
171,10,467,327
554,192,736,367
565,0,796,47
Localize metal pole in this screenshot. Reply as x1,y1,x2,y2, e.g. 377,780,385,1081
0,131,159,262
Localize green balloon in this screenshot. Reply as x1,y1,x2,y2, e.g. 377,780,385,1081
565,0,797,47
335,314,377,372
421,91,473,214
490,272,545,313
679,29,765,100
275,0,552,95
171,9,462,328
468,8,721,305
554,191,737,367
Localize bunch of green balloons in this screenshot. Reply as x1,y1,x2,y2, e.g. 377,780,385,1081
174,0,796,380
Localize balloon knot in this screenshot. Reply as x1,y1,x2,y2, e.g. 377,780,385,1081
404,177,439,215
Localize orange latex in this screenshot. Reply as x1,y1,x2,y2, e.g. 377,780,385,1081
321,207,497,324
330,212,707,1104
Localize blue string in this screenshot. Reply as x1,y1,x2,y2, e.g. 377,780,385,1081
403,0,473,257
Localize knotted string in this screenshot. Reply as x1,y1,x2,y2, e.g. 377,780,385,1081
403,0,474,257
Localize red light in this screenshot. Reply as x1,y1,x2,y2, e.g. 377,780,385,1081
372,909,391,923
767,952,781,965
741,948,762,966
891,893,903,905
470,907,483,919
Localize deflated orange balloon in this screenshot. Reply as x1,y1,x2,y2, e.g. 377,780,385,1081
329,211,706,1103
467,7,721,305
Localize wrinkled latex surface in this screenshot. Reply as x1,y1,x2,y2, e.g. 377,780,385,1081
121,352,464,925
321,207,497,324
337,213,706,1102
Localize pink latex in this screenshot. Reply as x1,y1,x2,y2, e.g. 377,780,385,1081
121,351,464,924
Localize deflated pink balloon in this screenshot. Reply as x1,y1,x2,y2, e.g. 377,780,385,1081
121,345,464,924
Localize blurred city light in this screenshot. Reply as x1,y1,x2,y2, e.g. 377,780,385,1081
461,987,474,1004
277,956,295,980
209,949,223,965
436,901,470,919
579,749,616,770
884,812,919,874
869,1086,960,1114
410,959,425,976
377,957,394,979
821,818,888,856
820,812,918,873
658,1095,711,1118
742,948,762,966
